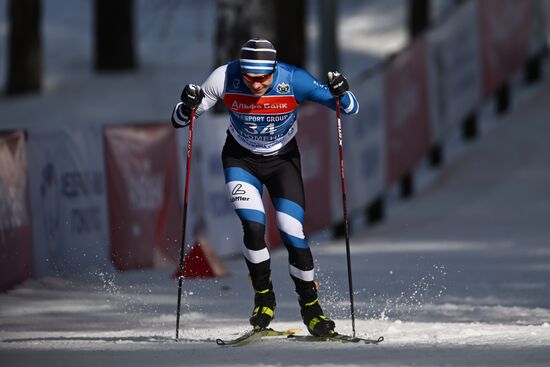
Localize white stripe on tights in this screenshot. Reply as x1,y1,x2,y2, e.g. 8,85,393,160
289,264,314,282
242,245,270,264
276,211,305,239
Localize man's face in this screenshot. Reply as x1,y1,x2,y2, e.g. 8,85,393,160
242,73,274,96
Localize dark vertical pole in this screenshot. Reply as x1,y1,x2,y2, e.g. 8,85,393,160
319,0,338,75
407,0,430,39
6,0,42,94
462,112,478,141
275,0,306,67
94,0,136,71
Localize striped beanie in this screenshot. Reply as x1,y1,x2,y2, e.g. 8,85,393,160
239,38,277,75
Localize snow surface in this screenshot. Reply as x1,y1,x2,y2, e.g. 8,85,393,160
2,1,550,366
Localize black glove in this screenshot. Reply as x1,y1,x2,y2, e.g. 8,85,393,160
327,71,349,97
179,84,205,117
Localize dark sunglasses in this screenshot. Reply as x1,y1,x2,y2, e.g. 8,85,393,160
242,73,273,84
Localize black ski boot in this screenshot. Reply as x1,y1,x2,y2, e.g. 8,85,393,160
298,287,335,337
249,284,276,329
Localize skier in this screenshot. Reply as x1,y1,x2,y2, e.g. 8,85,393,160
171,38,359,337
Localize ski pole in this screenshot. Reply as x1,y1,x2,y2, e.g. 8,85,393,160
175,107,197,341
334,97,356,337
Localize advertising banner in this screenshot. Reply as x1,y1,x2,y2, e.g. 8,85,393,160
384,38,432,185
478,0,535,96
341,73,386,215
427,1,482,140
104,124,181,271
27,126,111,277
0,131,34,291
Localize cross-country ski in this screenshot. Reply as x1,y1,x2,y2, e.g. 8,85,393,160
215,327,299,346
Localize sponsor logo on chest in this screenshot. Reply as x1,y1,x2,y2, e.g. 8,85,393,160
223,94,298,114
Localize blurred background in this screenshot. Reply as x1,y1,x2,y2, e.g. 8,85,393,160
1,0,549,291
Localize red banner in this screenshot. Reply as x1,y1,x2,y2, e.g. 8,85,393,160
0,131,34,291
265,103,332,247
384,39,432,185
104,124,181,271
478,0,534,96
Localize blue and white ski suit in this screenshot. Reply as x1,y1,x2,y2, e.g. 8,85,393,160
172,61,359,296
